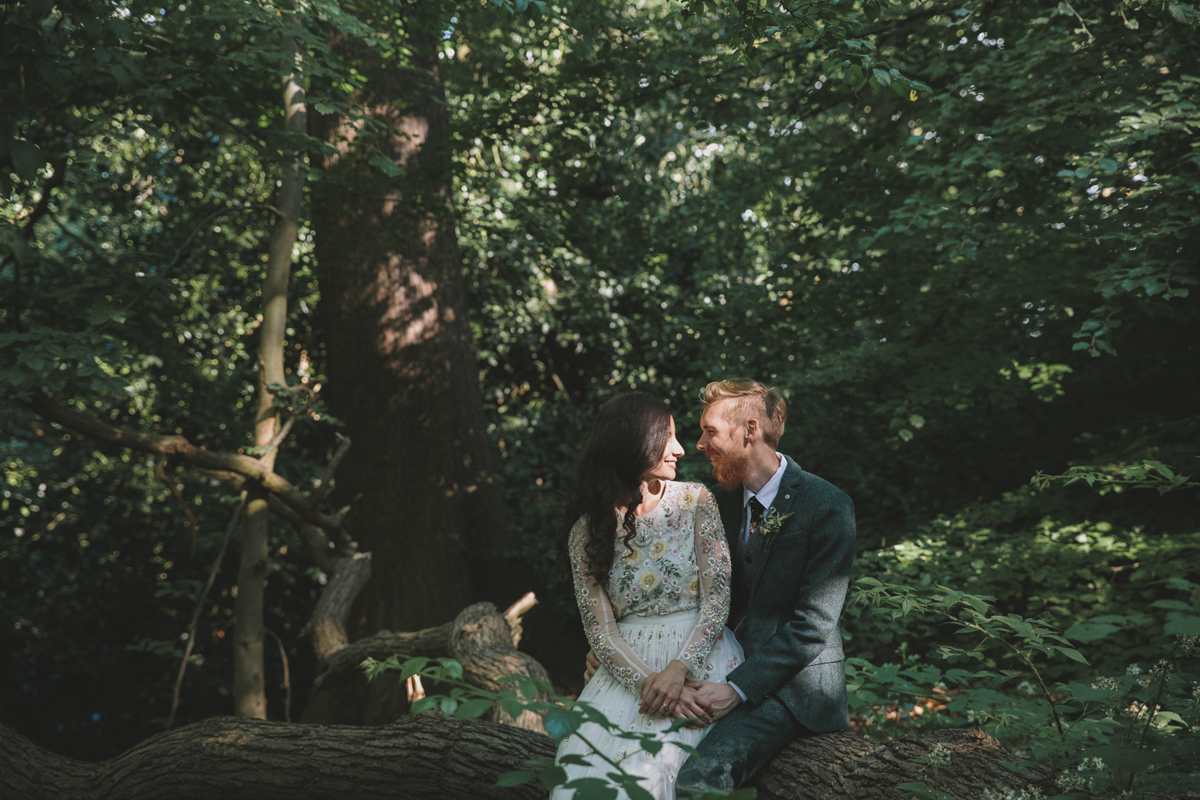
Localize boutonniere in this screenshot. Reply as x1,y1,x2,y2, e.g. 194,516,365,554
754,508,793,541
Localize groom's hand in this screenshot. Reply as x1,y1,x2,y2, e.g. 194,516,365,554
671,686,713,728
684,680,742,723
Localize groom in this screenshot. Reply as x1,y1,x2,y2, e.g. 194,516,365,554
674,379,856,795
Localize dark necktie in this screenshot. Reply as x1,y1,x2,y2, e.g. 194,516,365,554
747,497,765,540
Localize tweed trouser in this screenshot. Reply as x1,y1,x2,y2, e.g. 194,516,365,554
674,695,812,797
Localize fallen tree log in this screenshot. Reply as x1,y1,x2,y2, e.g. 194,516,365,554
0,714,1056,800
302,598,550,732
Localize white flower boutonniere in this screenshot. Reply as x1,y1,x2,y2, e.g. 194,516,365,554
754,508,793,542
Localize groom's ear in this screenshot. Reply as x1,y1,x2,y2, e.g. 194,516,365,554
744,418,760,443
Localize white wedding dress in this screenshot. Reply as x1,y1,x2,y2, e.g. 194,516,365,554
553,482,744,800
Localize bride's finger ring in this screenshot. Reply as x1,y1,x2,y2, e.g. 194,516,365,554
661,702,670,710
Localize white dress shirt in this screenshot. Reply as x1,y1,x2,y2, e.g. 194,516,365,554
741,453,787,542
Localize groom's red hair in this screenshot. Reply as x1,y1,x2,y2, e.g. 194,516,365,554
700,379,788,447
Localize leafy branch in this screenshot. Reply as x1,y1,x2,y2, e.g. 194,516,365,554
1031,459,1198,495
854,579,1087,741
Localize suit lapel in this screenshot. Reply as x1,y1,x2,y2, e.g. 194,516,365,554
744,457,805,599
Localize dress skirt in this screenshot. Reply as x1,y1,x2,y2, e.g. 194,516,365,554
552,609,745,800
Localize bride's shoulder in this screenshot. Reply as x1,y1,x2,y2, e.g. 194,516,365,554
669,481,713,512
566,516,591,546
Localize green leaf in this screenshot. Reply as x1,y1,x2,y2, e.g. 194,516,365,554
1163,615,1200,636
435,658,464,680
455,698,494,719
537,766,569,790
109,18,133,41
400,657,430,680
1149,599,1191,611
9,140,48,182
563,778,617,799
500,696,525,719
556,754,594,766
495,770,537,787
1052,646,1089,664
543,707,583,742
625,783,656,800
962,595,991,615
369,153,406,178
86,301,128,326
1064,622,1120,642
410,697,437,715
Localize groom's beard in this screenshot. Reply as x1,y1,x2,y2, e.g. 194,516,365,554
710,446,751,492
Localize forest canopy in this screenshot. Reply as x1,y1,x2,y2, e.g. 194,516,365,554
2,0,1198,794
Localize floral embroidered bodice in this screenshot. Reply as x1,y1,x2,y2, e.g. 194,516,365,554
568,481,732,692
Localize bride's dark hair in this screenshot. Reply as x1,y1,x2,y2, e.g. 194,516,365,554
557,392,673,581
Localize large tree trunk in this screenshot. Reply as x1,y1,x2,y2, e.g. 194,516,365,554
311,7,521,634
0,715,1058,800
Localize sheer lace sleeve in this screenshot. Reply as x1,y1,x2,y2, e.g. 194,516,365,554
673,487,732,680
568,519,655,693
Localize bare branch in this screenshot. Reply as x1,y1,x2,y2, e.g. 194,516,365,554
258,413,296,465
263,627,293,723
169,492,248,729
503,591,539,648
304,552,373,663
311,433,351,506
25,392,340,534
155,458,200,556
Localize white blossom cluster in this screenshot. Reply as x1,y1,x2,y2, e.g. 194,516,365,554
1057,757,1107,792
926,743,952,768
982,786,1044,800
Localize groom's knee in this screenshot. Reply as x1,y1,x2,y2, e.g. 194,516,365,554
674,755,735,798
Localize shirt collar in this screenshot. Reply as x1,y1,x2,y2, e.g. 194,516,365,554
743,452,787,511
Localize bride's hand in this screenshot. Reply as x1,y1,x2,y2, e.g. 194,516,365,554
638,660,688,716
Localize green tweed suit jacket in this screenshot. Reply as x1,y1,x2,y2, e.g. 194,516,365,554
716,455,856,732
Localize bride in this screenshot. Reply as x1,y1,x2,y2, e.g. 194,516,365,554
553,392,743,800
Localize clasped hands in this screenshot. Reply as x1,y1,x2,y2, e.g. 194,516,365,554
585,651,742,727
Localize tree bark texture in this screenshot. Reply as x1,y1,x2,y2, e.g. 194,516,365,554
0,715,550,800
233,488,270,719
306,551,374,662
311,7,523,635
0,716,1061,800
